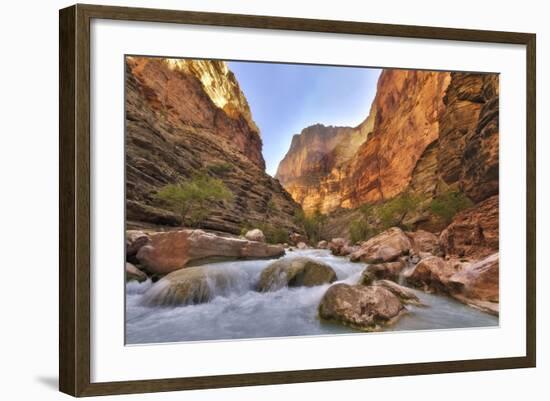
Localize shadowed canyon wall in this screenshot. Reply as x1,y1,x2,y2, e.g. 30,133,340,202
125,57,301,234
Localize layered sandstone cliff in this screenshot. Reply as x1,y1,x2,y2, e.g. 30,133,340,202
276,70,451,214
275,111,374,213
125,56,301,234
443,73,499,202
276,69,499,244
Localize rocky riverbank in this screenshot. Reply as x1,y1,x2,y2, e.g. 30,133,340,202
126,223,498,342
126,246,497,344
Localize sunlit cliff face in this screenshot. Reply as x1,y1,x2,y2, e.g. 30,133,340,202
275,69,452,215
163,58,259,134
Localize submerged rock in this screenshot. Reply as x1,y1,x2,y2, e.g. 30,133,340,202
136,229,284,275
258,257,336,292
318,284,405,330
350,227,412,264
142,266,234,306
126,262,147,283
244,228,266,243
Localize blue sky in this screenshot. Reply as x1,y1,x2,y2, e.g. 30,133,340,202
228,61,382,176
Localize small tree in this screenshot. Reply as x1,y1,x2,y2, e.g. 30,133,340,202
207,161,233,176
292,208,326,243
377,192,421,230
264,199,277,218
429,191,473,224
155,173,233,227
349,219,370,243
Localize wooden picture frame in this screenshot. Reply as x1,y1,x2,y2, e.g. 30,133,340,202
59,3,536,397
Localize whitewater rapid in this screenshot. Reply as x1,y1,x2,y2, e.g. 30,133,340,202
125,249,497,344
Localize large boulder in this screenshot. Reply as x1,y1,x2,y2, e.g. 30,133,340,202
137,229,284,275
125,262,147,283
258,257,337,292
142,266,234,306
405,256,464,293
318,284,405,330
406,230,440,254
244,228,266,243
126,230,151,258
350,227,412,264
439,195,498,259
404,253,499,315
448,253,499,303
296,242,308,250
360,260,407,284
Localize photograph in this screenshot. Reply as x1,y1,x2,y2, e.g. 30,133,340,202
124,56,499,344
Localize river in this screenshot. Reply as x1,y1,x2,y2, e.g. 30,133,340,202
125,249,498,344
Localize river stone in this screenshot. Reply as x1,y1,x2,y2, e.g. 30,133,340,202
317,240,328,249
244,228,265,243
373,280,422,305
289,232,307,245
447,253,499,315
142,266,233,306
318,284,405,330
448,253,499,302
257,257,337,292
360,260,407,284
350,227,412,264
405,255,466,293
126,230,151,258
406,230,440,254
126,262,147,283
328,238,349,256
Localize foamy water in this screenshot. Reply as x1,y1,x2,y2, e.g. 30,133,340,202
125,249,497,344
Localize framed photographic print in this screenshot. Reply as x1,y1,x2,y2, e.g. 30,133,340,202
59,3,536,397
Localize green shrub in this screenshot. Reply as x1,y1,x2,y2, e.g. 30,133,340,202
429,191,473,224
155,173,233,227
207,161,233,176
292,208,326,243
349,219,375,244
358,203,374,220
263,225,289,244
377,192,421,230
240,222,288,244
264,199,278,218
350,192,424,239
